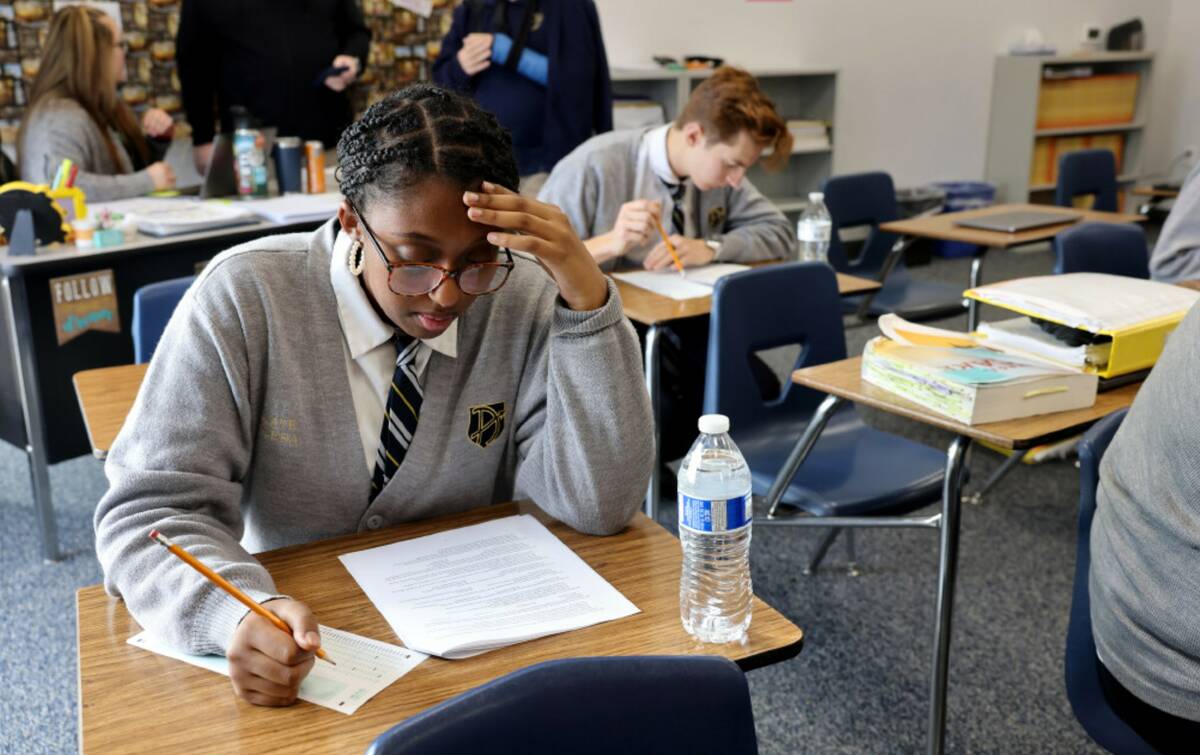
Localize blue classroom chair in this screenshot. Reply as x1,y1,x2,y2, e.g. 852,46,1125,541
1053,222,1149,278
366,656,758,755
1067,408,1157,754
822,171,965,322
131,276,194,363
1055,149,1119,212
705,262,947,573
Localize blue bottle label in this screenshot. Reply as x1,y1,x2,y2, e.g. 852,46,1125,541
678,492,753,533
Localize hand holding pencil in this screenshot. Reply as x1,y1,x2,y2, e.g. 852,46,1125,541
150,530,333,707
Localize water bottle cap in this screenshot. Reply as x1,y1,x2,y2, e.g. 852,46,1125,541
698,414,730,434
808,192,824,202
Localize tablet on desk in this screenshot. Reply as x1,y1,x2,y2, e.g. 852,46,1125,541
954,210,1082,234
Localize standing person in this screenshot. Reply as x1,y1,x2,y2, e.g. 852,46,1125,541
538,66,794,467
1149,160,1200,283
432,0,612,191
94,84,652,707
20,5,176,201
177,0,369,173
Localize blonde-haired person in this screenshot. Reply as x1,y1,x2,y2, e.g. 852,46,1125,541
19,5,175,201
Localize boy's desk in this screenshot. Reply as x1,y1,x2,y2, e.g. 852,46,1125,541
614,269,882,518
1,219,323,561
73,362,148,458
772,356,1139,755
878,203,1145,330
1132,184,1180,199
76,502,805,754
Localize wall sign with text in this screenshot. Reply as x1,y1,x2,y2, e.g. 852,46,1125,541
49,269,120,346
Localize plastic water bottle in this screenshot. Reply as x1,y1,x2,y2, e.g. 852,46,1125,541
678,414,753,643
797,191,832,262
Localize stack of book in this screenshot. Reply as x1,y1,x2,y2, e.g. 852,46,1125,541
787,119,830,151
1035,73,1139,129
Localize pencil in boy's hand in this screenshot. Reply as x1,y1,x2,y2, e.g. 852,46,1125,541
651,213,686,277
148,529,335,665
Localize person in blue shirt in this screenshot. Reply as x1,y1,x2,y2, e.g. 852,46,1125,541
432,0,612,189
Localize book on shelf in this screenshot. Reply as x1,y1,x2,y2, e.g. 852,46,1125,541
1036,72,1139,129
862,335,1098,426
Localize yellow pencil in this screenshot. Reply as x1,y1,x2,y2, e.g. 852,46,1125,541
652,213,686,276
149,529,334,664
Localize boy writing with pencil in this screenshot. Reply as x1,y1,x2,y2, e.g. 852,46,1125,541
538,66,795,468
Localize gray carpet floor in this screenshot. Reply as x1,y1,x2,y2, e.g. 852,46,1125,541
1,242,1117,753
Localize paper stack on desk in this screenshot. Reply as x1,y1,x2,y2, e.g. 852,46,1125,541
241,192,343,224
339,515,640,659
95,198,258,237
613,263,749,300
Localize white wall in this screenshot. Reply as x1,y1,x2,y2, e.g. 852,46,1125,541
1149,0,1200,179
595,0,1181,187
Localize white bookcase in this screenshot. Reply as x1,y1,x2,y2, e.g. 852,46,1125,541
610,66,838,217
982,52,1154,204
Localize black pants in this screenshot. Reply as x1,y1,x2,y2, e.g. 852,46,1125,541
636,318,779,463
1098,661,1200,753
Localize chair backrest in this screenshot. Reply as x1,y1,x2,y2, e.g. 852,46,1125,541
1066,408,1156,754
820,171,900,277
366,656,758,755
1055,149,1118,212
704,262,845,428
131,276,194,364
1053,222,1149,278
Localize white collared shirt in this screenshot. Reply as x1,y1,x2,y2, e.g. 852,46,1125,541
330,231,458,473
638,124,695,244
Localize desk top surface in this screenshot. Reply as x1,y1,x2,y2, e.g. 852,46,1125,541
792,356,1139,449
78,503,804,754
616,268,881,326
878,203,1145,249
1132,185,1180,198
73,362,148,459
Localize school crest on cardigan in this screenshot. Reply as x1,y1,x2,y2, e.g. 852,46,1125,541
467,402,506,449
707,206,727,232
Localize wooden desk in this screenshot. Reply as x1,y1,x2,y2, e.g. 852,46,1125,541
616,267,882,518
73,363,148,459
1132,184,1180,199
78,503,804,754
762,356,1139,755
879,203,1146,330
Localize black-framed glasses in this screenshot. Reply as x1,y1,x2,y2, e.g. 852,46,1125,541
351,202,515,297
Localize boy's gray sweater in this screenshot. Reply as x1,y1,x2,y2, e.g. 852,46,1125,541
94,221,654,655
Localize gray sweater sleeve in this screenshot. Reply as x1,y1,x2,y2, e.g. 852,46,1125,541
512,277,654,535
20,101,156,202
1149,161,1200,283
94,284,282,655
713,180,797,262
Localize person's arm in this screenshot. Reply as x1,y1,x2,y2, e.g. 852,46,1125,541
490,33,547,85
1150,162,1200,283
94,275,280,657
710,179,797,262
176,0,218,148
333,0,370,70
21,108,157,201
431,4,475,91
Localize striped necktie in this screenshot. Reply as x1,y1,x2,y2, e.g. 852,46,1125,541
370,334,423,501
664,180,686,236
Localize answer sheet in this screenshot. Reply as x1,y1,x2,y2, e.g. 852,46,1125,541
612,263,749,300
128,625,426,714
338,515,640,659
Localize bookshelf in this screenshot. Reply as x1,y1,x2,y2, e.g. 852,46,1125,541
610,66,838,218
983,52,1155,205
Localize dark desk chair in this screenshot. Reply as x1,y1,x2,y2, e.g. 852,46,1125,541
1054,222,1150,278
366,656,758,755
705,262,947,573
822,171,965,322
1055,149,1119,212
131,276,194,363
1067,408,1156,754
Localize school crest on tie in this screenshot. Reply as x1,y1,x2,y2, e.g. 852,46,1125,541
531,12,544,31
467,402,506,449
707,206,727,231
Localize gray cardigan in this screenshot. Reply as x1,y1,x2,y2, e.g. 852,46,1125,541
1149,161,1200,283
538,127,796,269
19,97,155,201
1091,300,1200,720
94,221,654,655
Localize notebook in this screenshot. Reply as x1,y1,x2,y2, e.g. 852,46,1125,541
954,210,1081,234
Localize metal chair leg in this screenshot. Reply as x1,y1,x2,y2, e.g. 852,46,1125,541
844,528,861,577
803,528,841,575
965,449,1028,506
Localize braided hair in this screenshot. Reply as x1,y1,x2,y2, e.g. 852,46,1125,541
336,84,519,212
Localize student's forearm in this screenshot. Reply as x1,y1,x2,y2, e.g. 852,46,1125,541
584,232,623,265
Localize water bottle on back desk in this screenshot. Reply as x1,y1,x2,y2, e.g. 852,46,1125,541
678,414,753,644
797,191,832,263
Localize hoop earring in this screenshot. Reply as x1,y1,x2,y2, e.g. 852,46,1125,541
347,240,365,276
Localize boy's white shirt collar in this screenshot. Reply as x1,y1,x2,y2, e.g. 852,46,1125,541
330,230,458,360
645,124,682,186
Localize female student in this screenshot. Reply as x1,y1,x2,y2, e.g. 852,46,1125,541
94,84,653,706
19,6,175,201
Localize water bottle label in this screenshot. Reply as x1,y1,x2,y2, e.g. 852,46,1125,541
798,223,831,242
678,492,753,533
